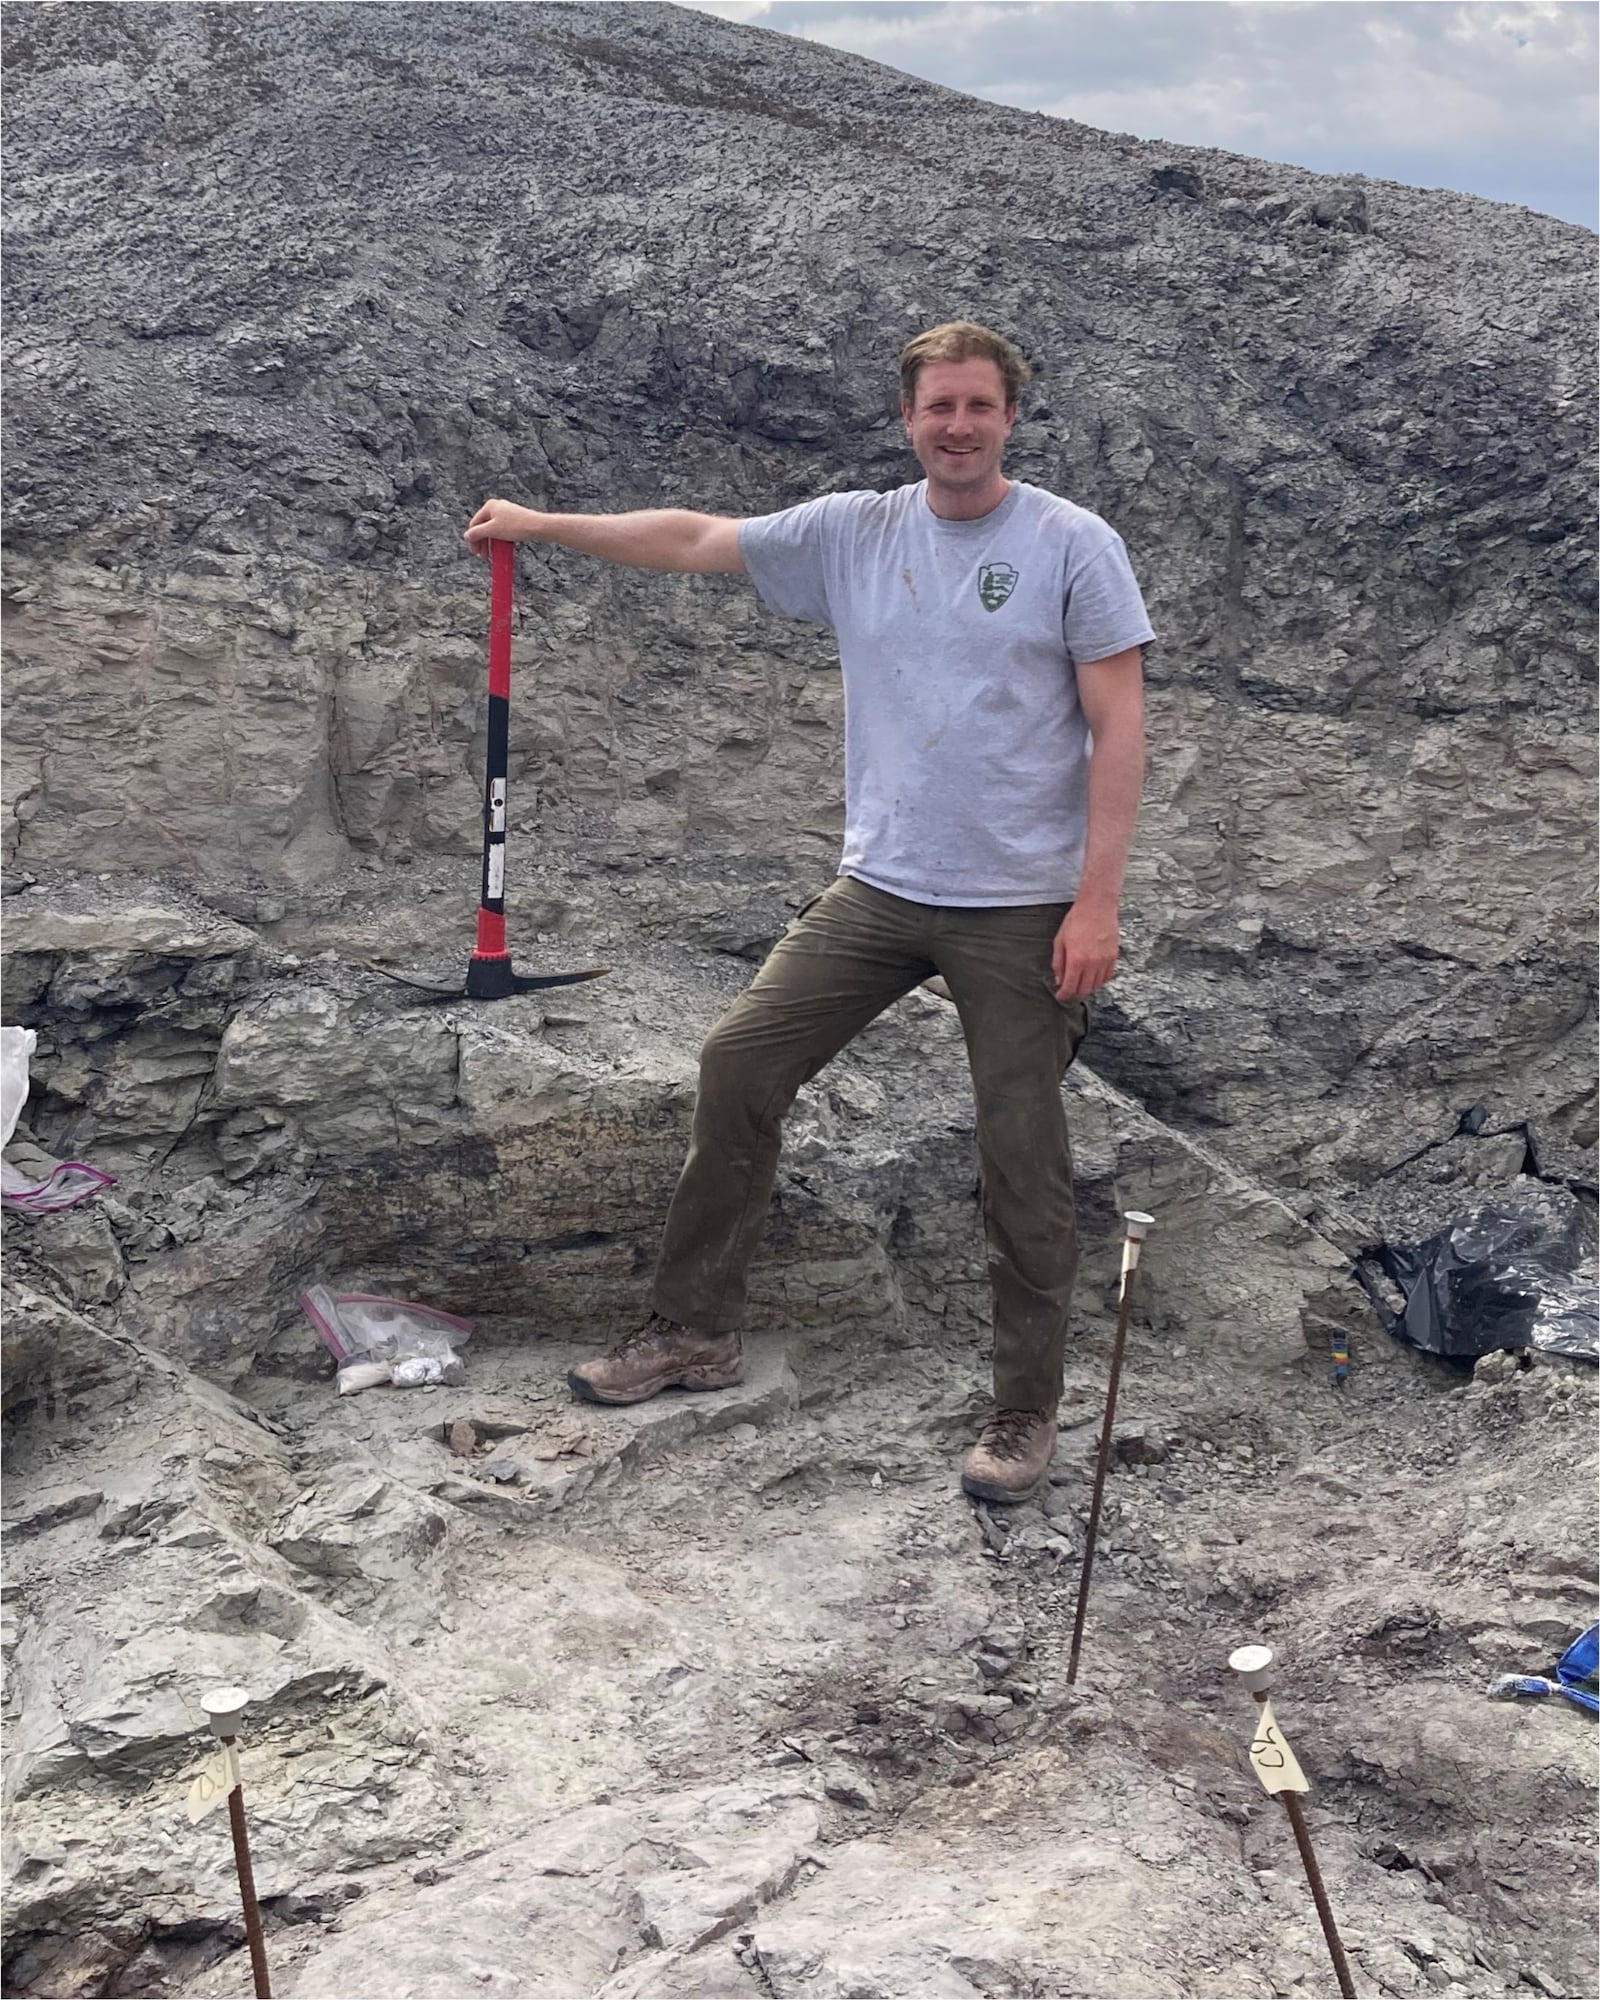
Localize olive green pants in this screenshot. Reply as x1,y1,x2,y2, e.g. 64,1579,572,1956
652,876,1089,1412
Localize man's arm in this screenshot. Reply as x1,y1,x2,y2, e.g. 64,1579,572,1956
464,497,746,574
1052,646,1146,1001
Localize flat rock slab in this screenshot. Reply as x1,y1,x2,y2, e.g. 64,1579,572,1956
0,904,259,961
282,1775,820,2000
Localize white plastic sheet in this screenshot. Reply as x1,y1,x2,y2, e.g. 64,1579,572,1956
1,1027,36,1149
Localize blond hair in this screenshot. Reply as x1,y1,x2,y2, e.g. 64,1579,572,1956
899,321,1031,410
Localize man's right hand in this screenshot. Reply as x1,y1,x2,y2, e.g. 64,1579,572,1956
464,497,538,560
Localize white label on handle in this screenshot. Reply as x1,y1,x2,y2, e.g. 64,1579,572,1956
185,1743,241,1823
487,848,505,901
1248,1700,1310,1795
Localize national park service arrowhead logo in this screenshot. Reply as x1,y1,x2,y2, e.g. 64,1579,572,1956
977,562,1018,612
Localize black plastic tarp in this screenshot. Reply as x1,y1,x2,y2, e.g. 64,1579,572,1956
1367,1186,1598,1362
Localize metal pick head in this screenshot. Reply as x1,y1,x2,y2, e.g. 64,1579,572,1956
1123,1210,1154,1242
200,1684,251,1738
1228,1644,1275,1694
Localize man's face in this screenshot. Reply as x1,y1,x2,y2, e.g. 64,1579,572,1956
902,357,1016,496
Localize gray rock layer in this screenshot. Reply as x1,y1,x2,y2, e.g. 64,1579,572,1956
2,0,1594,1208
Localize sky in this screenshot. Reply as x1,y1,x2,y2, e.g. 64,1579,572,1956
682,0,1599,230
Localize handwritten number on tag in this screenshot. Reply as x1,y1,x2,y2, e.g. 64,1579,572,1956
1252,1723,1287,1769
185,1745,240,1823
1246,1700,1310,1795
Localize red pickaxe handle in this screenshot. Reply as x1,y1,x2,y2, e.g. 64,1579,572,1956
472,540,515,963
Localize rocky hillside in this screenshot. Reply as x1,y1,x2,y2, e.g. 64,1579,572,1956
3,0,1595,1202
1,8,1596,1996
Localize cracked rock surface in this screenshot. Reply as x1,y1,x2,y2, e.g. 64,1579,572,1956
1,3,1596,1996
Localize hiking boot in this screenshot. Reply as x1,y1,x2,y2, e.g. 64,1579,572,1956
567,1313,744,1407
961,1405,1058,1503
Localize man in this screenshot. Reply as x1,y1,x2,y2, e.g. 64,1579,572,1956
464,321,1154,1504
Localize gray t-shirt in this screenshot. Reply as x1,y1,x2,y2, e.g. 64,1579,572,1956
738,479,1155,906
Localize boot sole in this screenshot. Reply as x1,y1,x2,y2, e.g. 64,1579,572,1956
567,1365,745,1407
961,1468,1051,1505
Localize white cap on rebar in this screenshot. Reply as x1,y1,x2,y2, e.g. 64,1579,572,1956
200,1685,251,1738
1228,1644,1275,1694
1123,1211,1154,1240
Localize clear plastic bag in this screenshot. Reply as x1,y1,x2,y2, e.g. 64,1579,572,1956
3,1158,118,1213
300,1287,472,1387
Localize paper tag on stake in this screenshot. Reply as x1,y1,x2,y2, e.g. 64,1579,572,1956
1248,1700,1310,1795
185,1743,241,1823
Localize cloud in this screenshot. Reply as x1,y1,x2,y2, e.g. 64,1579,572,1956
681,1,1598,226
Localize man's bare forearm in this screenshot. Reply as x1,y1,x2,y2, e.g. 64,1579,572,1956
532,507,728,571
1074,718,1145,912
466,499,744,573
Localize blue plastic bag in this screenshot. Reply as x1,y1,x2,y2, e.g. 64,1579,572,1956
1487,1622,1599,1717
1556,1623,1599,1715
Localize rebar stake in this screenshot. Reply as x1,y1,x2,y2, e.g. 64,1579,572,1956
1066,1208,1154,1685
201,1686,272,1998
1229,1645,1356,2000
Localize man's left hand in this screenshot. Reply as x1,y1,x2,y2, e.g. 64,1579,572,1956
1052,902,1119,1000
